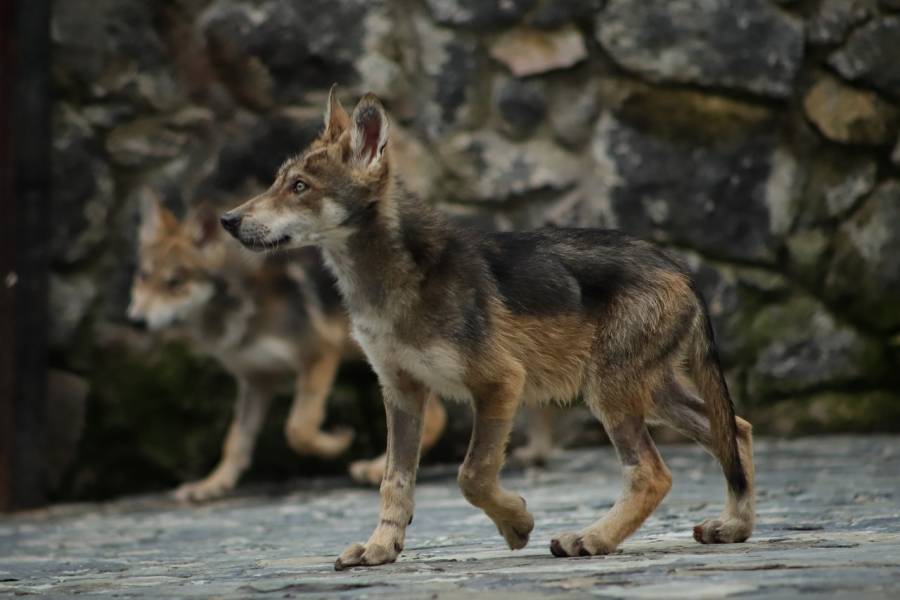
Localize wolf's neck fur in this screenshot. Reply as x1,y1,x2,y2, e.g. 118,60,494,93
321,175,449,319
176,274,252,355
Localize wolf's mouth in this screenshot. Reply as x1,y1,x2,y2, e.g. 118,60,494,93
241,234,292,251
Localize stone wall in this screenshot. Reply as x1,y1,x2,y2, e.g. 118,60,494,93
50,0,900,499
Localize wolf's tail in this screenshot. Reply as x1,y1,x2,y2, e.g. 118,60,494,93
686,291,748,500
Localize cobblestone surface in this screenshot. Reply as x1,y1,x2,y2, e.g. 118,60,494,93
2,436,900,598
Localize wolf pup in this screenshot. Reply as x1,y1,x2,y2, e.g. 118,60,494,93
129,194,448,500
221,89,755,569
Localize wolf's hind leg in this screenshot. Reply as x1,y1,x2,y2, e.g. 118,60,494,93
174,378,271,502
350,394,446,486
651,372,754,543
551,382,671,557
284,347,353,459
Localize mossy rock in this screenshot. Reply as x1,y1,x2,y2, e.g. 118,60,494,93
826,181,900,332
684,254,791,367
785,229,830,281
60,343,389,501
752,390,900,435
61,341,233,500
744,296,887,401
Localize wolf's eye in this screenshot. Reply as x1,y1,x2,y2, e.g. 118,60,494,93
292,179,307,194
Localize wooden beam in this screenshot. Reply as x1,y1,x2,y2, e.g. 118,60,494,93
0,0,14,513
0,0,52,511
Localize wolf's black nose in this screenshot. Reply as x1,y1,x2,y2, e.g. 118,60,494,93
220,212,242,235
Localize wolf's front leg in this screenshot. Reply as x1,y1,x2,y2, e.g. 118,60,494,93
458,378,534,550
284,348,353,459
349,394,447,486
335,377,429,570
174,379,271,502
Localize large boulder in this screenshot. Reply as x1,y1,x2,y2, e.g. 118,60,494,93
424,0,535,30
746,296,885,398
829,16,900,99
105,108,215,212
590,109,798,262
439,130,583,203
785,229,830,280
489,25,588,77
409,16,483,137
823,159,878,218
52,0,183,110
546,79,602,148
200,0,379,102
51,106,116,266
390,126,443,201
596,0,804,98
198,108,324,197
803,76,899,145
106,118,192,168
792,150,877,226
826,181,900,331
493,76,547,137
807,0,873,45
524,0,606,29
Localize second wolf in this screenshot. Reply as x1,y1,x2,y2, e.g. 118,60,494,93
221,89,755,569
128,195,447,500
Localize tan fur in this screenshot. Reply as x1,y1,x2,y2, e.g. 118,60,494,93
479,303,596,406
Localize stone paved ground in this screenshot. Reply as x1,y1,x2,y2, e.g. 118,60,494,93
2,436,900,599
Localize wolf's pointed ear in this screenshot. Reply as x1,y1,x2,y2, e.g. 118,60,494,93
186,201,221,247
323,84,350,142
349,93,390,169
138,191,176,246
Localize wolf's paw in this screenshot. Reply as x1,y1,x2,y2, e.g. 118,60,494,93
334,541,399,571
287,427,355,459
173,476,234,503
549,532,615,557
316,427,355,458
693,517,752,544
495,497,534,550
349,455,386,486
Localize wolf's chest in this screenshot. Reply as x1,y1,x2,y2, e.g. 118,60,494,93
352,318,472,401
